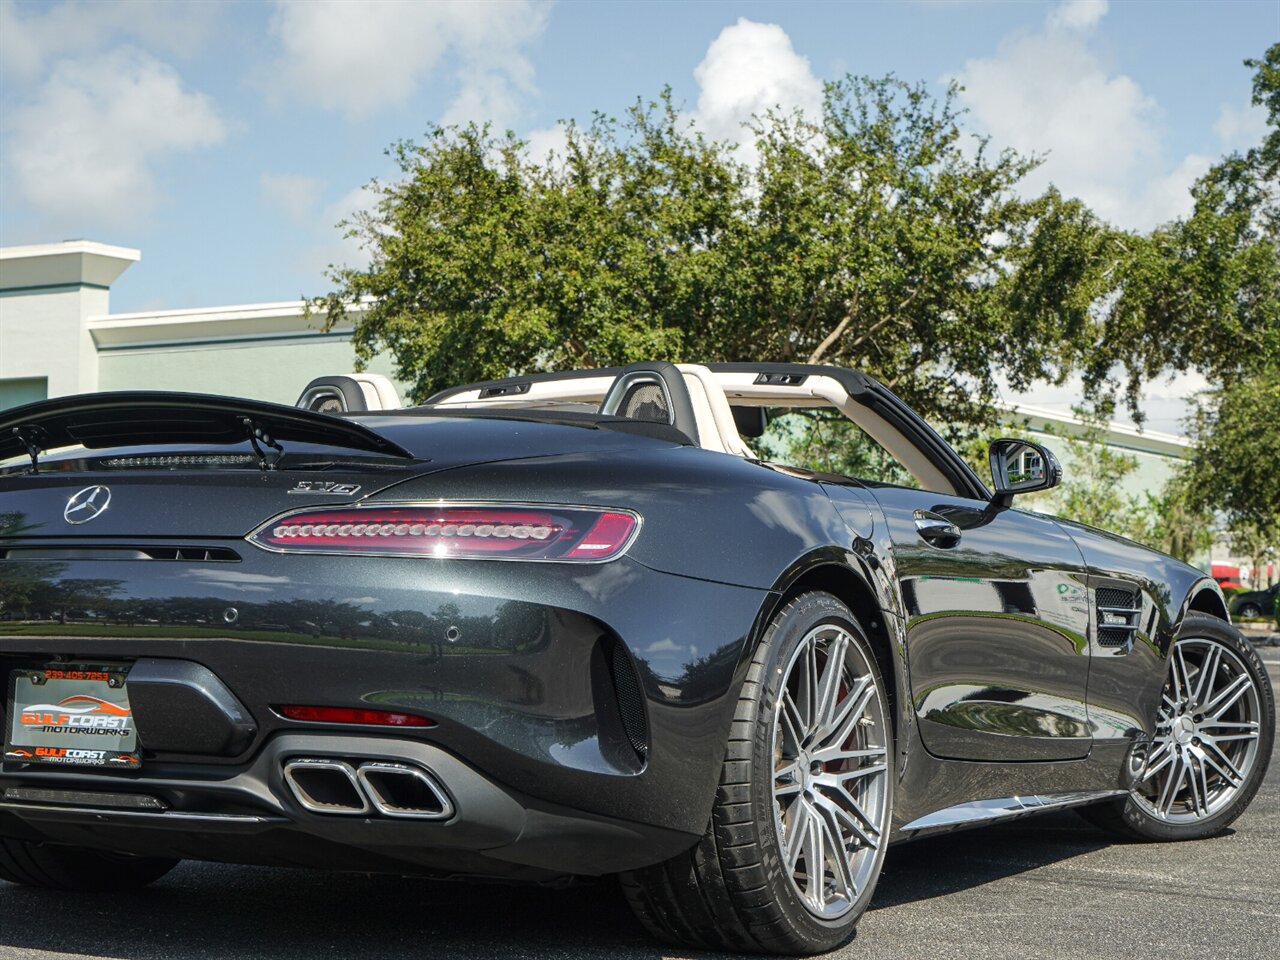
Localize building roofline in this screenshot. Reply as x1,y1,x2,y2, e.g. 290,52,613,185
87,298,373,350
0,240,141,262
1003,400,1191,456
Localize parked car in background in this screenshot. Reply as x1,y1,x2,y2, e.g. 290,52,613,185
1230,583,1279,619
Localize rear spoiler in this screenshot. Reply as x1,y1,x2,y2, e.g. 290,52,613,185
0,391,414,466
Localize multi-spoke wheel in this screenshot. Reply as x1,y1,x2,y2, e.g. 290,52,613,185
621,592,893,954
1081,614,1274,842
772,624,889,919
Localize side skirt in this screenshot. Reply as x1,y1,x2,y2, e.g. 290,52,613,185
895,789,1127,842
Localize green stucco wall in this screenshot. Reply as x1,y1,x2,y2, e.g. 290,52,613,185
0,376,48,410
1025,426,1182,501
97,336,406,407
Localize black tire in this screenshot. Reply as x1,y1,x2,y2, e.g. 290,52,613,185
1236,603,1261,619
620,592,893,955
1079,614,1274,842
0,838,178,891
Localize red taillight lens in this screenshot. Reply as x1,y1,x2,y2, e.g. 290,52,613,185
248,504,639,562
275,705,434,727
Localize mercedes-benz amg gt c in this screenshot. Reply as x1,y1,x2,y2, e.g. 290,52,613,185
1,362,1272,954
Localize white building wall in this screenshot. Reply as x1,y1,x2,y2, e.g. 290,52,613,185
0,241,138,401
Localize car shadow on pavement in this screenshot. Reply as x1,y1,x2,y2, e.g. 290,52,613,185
869,809,1117,910
0,811,1123,960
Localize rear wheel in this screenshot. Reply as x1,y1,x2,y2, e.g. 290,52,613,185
0,838,177,891
621,592,893,954
1237,603,1262,619
1080,614,1273,841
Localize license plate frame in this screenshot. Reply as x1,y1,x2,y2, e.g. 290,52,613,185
5,664,141,768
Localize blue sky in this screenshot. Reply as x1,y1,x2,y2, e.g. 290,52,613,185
2,0,1273,312
0,0,1275,430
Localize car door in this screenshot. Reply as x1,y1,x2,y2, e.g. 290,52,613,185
868,485,1094,762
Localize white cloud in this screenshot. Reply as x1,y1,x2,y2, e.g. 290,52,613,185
292,181,383,280
0,0,218,79
691,18,823,153
1135,153,1213,225
952,1,1201,230
524,124,569,161
267,0,549,124
4,48,227,228
1214,100,1268,151
261,173,325,226
519,20,821,171
1047,0,1108,31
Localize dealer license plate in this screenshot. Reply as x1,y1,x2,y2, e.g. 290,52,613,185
5,666,141,768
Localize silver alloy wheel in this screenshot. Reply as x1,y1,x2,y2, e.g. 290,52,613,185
771,623,889,920
1132,637,1263,823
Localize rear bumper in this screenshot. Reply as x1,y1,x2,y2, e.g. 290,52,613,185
0,732,700,879
0,550,771,873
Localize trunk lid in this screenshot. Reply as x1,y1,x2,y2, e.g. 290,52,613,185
0,391,687,541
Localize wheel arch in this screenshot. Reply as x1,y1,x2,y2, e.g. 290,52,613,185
757,556,903,738
1181,579,1231,624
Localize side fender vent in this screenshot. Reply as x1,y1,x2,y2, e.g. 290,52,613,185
1095,586,1142,647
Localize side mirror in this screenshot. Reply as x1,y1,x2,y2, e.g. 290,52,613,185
989,438,1061,507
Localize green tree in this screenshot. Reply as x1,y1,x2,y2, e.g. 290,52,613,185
315,53,1278,556
1184,371,1280,546
313,101,744,402
1176,47,1280,552
1010,44,1279,423
316,78,1122,425
1135,472,1215,565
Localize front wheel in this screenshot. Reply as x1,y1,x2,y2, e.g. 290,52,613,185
1236,603,1262,619
621,592,893,954
1081,614,1274,842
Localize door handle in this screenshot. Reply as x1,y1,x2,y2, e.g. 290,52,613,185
914,511,961,547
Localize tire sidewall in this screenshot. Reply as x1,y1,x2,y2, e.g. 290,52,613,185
1120,614,1275,841
748,592,895,949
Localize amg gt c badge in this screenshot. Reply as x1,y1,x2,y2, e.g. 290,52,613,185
64,485,111,524
288,481,362,496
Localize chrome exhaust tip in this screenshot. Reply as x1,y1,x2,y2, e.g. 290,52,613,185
282,758,370,815
356,762,454,820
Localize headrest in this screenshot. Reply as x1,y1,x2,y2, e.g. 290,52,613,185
731,406,768,439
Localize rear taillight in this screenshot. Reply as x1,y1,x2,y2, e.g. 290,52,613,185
248,504,639,562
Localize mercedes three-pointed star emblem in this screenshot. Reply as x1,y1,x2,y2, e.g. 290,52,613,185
64,485,112,525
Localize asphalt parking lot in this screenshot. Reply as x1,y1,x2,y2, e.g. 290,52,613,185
3,644,1277,960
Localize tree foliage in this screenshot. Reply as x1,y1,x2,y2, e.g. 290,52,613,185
1172,45,1280,548
1185,371,1280,543
316,78,1101,423
316,51,1279,556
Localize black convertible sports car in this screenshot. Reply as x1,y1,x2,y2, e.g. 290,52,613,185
0,362,1273,955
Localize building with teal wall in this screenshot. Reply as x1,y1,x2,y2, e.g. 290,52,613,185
1,241,400,411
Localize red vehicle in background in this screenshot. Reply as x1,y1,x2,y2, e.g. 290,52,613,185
1213,564,1244,591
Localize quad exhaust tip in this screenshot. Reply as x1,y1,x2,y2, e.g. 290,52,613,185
282,758,453,820
282,759,370,816
356,762,454,820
